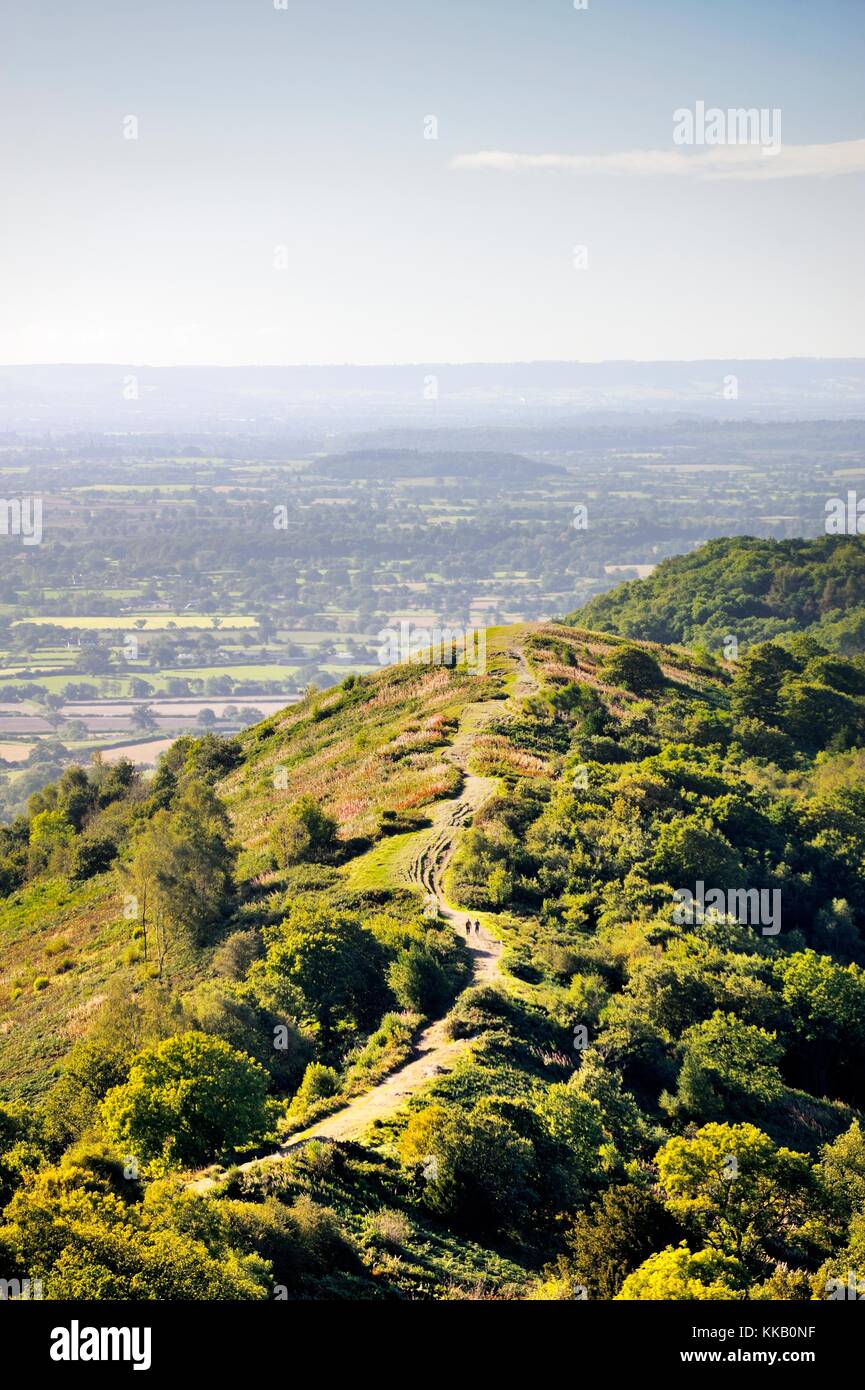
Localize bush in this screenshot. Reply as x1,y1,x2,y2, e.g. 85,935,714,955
101,1031,272,1169
212,929,264,981
270,796,338,867
363,1208,411,1251
283,1063,342,1131
70,835,119,882
387,945,451,1015
599,646,665,695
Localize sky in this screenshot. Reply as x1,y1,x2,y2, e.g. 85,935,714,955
1,0,863,366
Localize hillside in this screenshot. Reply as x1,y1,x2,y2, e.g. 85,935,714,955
571,535,865,654
2,621,865,1301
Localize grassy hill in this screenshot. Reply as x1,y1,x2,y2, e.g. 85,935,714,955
2,619,865,1300
570,535,865,654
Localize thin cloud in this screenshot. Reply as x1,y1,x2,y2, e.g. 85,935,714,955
450,138,865,181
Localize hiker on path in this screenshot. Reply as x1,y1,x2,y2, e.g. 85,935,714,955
474,920,481,935
465,919,472,937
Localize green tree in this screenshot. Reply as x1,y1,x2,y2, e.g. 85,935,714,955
656,1122,812,1263
730,643,799,724
387,944,450,1015
617,1243,747,1300
270,795,338,867
101,1032,271,1169
652,814,743,888
599,645,665,695
0,1162,269,1299
29,808,74,854
775,950,865,1101
121,778,236,969
562,1184,682,1298
667,1011,785,1122
486,863,513,907
816,1120,865,1225
399,1100,538,1234
535,1084,605,1180
130,704,158,732
247,902,388,1040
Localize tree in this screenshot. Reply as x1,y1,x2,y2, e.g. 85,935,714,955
652,814,743,889
655,1123,813,1264
40,1038,129,1151
732,717,796,766
387,944,450,1015
486,863,513,907
121,779,236,969
270,795,338,868
101,1032,271,1169
616,1243,747,1300
0,1160,269,1299
562,1184,683,1299
775,950,865,1102
535,1084,605,1182
815,1208,865,1300
398,1099,538,1234
780,680,861,749
0,1101,46,1208
130,704,158,732
29,808,74,854
247,902,388,1040
60,719,89,741
730,643,798,724
570,1051,650,1159
667,1011,785,1122
816,1121,865,1231
181,980,309,1091
599,645,665,695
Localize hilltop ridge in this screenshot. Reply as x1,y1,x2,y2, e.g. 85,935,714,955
2,615,865,1300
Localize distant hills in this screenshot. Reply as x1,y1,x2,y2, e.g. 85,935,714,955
2,358,865,433
569,535,865,654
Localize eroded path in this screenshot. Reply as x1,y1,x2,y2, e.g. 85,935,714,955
190,641,538,1185
283,700,507,1147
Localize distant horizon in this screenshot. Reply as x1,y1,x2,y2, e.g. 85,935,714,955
3,354,865,370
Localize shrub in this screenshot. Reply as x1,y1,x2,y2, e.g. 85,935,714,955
363,1208,411,1251
387,945,451,1015
270,796,338,867
599,646,665,695
212,929,264,981
101,1031,272,1169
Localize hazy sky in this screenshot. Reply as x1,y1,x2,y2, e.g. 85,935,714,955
1,0,863,366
